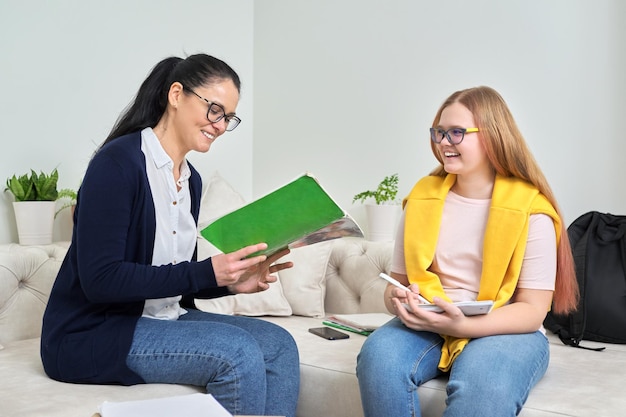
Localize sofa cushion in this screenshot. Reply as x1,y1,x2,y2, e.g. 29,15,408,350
0,338,201,417
260,315,448,417
197,171,247,232
197,170,248,261
278,241,333,318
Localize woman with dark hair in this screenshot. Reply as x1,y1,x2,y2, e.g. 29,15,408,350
356,86,579,417
41,53,300,417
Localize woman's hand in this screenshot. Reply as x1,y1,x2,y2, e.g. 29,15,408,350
211,243,293,294
386,273,553,338
383,273,424,314
394,295,469,337
395,289,554,339
383,272,468,336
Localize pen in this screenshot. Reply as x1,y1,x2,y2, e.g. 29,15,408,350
379,273,431,304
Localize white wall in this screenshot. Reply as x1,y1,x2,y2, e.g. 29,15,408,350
2,0,625,244
0,0,254,243
253,0,626,229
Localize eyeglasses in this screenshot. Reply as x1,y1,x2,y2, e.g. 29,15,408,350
184,86,241,131
430,127,479,145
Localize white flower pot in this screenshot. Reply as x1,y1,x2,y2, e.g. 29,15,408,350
12,201,56,245
365,204,399,242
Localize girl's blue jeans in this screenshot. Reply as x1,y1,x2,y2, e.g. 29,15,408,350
126,309,300,417
356,318,549,417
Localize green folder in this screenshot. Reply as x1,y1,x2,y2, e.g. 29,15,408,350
322,321,372,336
200,173,363,257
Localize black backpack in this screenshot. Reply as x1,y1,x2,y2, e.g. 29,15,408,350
543,211,626,349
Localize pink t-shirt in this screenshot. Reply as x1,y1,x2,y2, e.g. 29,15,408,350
392,191,557,302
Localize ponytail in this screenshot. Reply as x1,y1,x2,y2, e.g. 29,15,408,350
103,57,182,146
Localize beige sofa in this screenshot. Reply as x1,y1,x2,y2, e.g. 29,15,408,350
1,237,625,417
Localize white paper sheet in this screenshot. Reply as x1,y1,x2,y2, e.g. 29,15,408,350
100,393,232,417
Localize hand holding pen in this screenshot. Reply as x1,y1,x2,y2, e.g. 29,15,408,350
379,273,431,304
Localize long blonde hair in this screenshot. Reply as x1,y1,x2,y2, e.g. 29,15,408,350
429,86,578,314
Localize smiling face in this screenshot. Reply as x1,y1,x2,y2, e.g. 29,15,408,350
435,102,492,180
154,78,240,162
177,79,240,154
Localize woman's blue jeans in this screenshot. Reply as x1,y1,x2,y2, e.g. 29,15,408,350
126,309,300,417
356,318,549,417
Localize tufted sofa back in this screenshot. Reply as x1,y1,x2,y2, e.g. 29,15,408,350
324,238,393,314
0,243,69,345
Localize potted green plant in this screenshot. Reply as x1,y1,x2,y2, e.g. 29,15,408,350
353,173,400,242
5,169,59,245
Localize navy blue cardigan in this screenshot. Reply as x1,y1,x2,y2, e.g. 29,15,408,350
41,132,229,384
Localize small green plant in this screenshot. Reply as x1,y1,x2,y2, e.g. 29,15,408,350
5,169,59,201
353,173,399,205
55,188,78,218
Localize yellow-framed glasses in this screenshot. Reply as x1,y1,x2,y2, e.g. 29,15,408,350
430,127,479,145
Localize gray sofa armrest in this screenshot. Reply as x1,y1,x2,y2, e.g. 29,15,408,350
0,243,69,345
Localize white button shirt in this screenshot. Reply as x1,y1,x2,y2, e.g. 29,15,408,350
140,127,197,320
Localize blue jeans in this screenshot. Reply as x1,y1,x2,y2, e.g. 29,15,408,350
126,309,300,417
356,318,549,417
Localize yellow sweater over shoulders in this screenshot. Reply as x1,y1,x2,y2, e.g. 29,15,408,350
403,174,561,371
